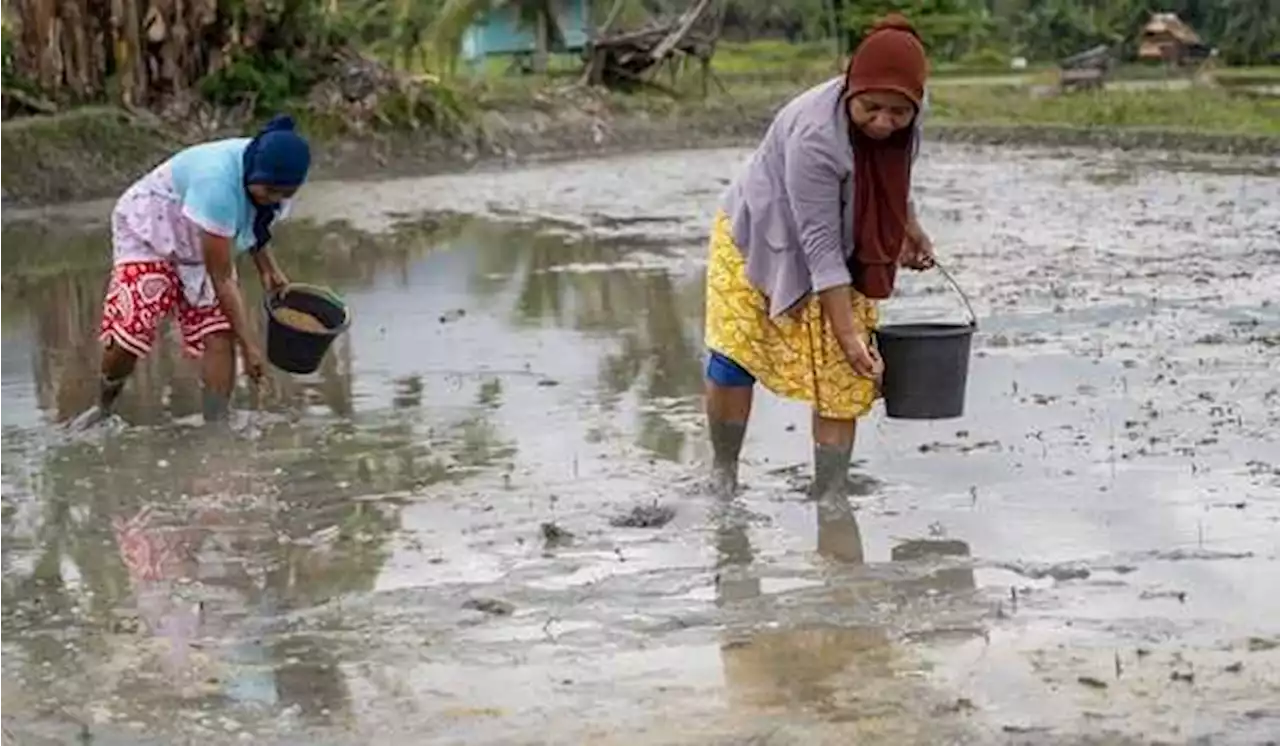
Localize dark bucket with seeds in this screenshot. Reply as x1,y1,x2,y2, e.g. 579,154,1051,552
265,283,350,375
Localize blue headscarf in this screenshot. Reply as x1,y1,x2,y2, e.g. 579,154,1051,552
243,114,311,252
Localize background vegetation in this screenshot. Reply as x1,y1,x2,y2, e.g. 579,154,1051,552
1,0,1276,163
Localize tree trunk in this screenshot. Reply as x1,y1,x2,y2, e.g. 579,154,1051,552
7,0,307,108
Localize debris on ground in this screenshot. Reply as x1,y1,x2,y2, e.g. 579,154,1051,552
609,501,676,528
997,560,1091,582
580,0,720,92
1077,676,1109,689
463,597,515,616
541,521,574,548
1003,724,1052,734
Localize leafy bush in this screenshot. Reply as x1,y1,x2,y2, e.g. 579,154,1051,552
199,51,317,115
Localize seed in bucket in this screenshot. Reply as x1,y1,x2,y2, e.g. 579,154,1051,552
273,306,328,333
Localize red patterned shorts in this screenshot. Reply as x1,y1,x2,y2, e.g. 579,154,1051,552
100,262,232,358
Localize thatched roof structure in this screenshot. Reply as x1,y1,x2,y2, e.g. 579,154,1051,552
1138,12,1203,60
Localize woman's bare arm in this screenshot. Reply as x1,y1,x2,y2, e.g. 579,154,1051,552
251,246,289,293
784,129,883,378
203,233,253,343
818,285,882,378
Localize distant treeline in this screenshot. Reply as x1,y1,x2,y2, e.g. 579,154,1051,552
719,0,1278,65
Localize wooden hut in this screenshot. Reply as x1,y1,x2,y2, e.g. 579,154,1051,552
1138,12,1211,66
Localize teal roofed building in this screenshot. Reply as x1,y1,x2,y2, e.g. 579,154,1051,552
460,0,592,68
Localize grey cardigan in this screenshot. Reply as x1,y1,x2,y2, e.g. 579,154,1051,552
721,77,925,318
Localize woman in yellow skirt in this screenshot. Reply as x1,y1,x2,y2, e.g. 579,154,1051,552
705,15,936,498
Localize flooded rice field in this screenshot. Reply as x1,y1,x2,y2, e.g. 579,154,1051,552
2,144,1279,745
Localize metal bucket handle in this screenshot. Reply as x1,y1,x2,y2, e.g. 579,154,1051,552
933,260,978,328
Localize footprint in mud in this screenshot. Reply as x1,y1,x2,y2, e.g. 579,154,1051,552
609,501,676,528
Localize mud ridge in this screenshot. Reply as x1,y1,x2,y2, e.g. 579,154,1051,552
5,100,1278,207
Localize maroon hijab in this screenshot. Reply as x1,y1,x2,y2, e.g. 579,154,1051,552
845,14,928,299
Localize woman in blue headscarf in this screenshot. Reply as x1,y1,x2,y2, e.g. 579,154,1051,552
79,114,312,426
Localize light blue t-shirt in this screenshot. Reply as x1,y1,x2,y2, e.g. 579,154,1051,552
169,138,258,254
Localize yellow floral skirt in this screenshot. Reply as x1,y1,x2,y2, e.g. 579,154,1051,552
704,211,879,420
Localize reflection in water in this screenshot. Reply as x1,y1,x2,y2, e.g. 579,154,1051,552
1,208,705,738
2,209,702,743
714,497,888,715
112,505,208,677
0,406,514,734
463,222,706,461
2,213,704,462
1,213,475,427
713,495,977,721
3,262,354,426
269,635,351,724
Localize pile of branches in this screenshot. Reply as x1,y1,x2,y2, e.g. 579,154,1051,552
581,0,721,91
2,86,60,119
304,49,472,137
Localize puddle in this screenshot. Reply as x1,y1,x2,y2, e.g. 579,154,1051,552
3,143,1279,744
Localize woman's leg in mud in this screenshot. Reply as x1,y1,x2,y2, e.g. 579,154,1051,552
705,351,755,494
706,381,753,495
811,415,856,501
200,332,237,423
812,414,862,561
98,341,138,413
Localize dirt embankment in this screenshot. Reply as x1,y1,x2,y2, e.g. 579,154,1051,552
4,93,1278,207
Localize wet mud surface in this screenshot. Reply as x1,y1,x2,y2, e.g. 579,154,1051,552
3,143,1279,745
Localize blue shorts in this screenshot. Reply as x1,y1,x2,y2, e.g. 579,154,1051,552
706,350,756,387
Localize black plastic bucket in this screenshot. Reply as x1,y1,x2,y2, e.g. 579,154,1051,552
873,265,977,420
265,284,351,375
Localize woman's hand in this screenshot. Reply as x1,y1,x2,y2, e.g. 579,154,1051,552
260,268,290,297
845,335,884,379
252,247,290,298
900,230,935,271
241,342,267,380
203,231,266,381
818,285,885,380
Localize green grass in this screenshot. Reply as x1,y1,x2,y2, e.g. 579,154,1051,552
498,70,1280,140
712,39,839,81
927,84,1280,136
0,107,181,205
1213,65,1280,82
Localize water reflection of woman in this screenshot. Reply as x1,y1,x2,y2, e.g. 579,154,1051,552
704,15,936,497
714,499,978,722
715,495,888,714
112,506,212,678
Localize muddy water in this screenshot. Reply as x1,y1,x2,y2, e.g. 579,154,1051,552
3,144,1279,745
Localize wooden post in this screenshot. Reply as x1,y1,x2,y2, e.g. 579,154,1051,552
829,0,846,60
533,10,549,74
